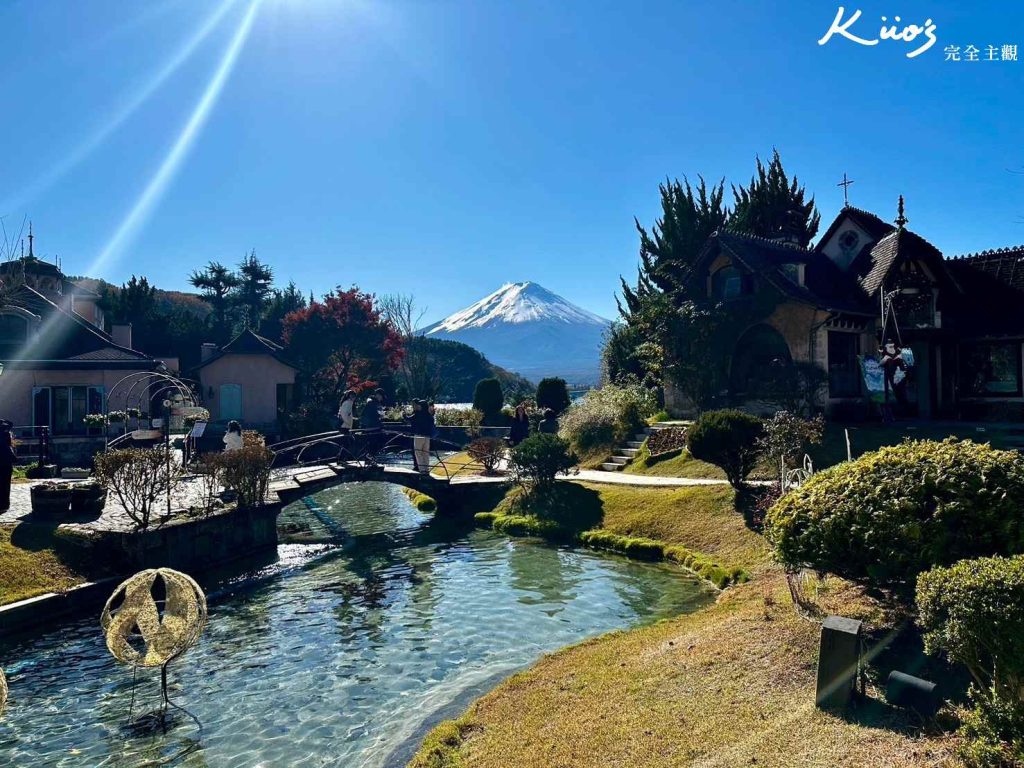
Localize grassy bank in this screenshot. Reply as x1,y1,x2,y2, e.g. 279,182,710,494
410,570,957,767
411,478,959,767
0,524,108,606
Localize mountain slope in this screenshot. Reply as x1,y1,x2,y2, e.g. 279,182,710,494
421,282,609,385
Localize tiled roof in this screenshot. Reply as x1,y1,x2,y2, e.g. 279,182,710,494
949,246,1024,293
1,284,156,366
193,328,296,370
813,206,895,256
707,231,873,314
856,228,950,296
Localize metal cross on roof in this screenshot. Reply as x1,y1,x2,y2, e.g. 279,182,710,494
837,173,855,207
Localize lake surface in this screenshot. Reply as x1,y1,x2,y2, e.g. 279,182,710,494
0,482,713,768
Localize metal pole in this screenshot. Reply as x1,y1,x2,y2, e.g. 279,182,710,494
165,400,172,519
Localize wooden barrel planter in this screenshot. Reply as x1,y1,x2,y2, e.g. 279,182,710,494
70,483,107,516
30,484,74,518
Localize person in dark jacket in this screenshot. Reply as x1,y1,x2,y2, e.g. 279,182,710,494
359,396,382,430
508,403,530,446
0,420,16,512
537,408,559,435
408,400,435,473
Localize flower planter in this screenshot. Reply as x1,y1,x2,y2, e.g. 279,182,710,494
70,483,107,515
30,484,73,518
60,468,91,480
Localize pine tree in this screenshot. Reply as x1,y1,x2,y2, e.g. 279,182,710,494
262,281,307,342
235,250,274,330
731,149,820,246
189,261,239,343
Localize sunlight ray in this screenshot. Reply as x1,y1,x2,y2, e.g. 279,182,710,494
0,0,241,216
90,0,261,277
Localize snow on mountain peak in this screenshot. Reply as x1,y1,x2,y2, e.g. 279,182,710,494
423,282,608,334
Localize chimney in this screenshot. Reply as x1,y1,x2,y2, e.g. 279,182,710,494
201,342,218,362
111,323,132,350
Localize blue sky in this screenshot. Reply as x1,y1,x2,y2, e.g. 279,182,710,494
0,0,1022,322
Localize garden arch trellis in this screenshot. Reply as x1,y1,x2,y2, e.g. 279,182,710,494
104,371,202,449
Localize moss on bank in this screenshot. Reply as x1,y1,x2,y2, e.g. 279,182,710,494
402,487,438,512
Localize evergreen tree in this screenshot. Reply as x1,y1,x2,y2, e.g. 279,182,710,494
535,377,571,415
189,261,239,342
731,149,820,246
234,250,274,330
110,275,157,326
620,175,729,314
263,281,307,342
472,377,504,425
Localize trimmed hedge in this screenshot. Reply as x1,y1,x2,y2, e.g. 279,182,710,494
917,555,1024,766
402,487,438,512
765,438,1024,590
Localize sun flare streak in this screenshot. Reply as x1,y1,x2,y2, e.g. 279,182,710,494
0,0,260,393
0,0,241,216
91,0,261,276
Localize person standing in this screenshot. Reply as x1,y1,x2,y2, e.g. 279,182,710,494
409,399,435,474
338,390,356,431
223,420,244,452
538,408,559,435
509,403,530,446
0,421,15,512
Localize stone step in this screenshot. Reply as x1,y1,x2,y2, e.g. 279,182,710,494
618,448,640,458
600,462,624,472
626,441,645,449
609,456,630,465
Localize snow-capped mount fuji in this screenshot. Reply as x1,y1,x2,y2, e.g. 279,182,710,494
421,282,610,385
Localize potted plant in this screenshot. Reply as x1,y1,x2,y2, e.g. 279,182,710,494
106,411,128,423
70,481,107,515
30,482,73,517
60,466,91,480
82,413,108,429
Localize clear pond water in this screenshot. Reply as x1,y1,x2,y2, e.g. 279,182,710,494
0,483,714,767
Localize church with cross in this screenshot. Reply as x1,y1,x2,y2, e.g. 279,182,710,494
665,192,1024,421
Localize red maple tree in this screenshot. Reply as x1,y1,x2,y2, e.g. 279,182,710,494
282,288,404,407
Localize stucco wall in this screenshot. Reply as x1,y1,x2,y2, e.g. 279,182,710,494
198,354,296,425
0,367,158,428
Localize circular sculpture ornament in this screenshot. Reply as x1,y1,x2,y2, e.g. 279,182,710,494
0,667,7,717
101,568,207,667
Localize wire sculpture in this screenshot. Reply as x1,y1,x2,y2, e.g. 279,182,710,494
101,568,208,718
784,454,815,489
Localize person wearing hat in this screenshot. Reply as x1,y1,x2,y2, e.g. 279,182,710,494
0,421,15,512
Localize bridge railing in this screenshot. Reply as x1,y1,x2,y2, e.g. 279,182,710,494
267,429,507,483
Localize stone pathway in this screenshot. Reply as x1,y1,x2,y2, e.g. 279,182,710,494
570,469,730,487
2,477,212,533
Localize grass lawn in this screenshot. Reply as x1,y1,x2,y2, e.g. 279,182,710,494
627,421,1021,481
410,479,960,767
0,524,109,606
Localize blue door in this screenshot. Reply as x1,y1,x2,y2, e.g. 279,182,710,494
219,384,242,421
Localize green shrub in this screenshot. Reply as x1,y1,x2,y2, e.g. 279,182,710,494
558,383,658,456
433,406,484,436
536,377,571,415
508,433,577,490
917,555,1024,766
766,439,1024,591
686,410,765,488
472,378,504,425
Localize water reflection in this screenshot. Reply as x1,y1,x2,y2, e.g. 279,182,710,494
0,482,714,768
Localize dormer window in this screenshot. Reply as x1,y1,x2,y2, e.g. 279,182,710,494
711,266,752,299
0,311,30,345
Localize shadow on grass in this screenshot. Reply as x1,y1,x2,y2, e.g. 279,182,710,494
8,521,111,581
837,622,968,736
732,484,778,532
509,483,605,534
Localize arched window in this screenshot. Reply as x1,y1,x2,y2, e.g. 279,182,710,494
711,266,751,299
0,312,29,345
730,324,792,397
